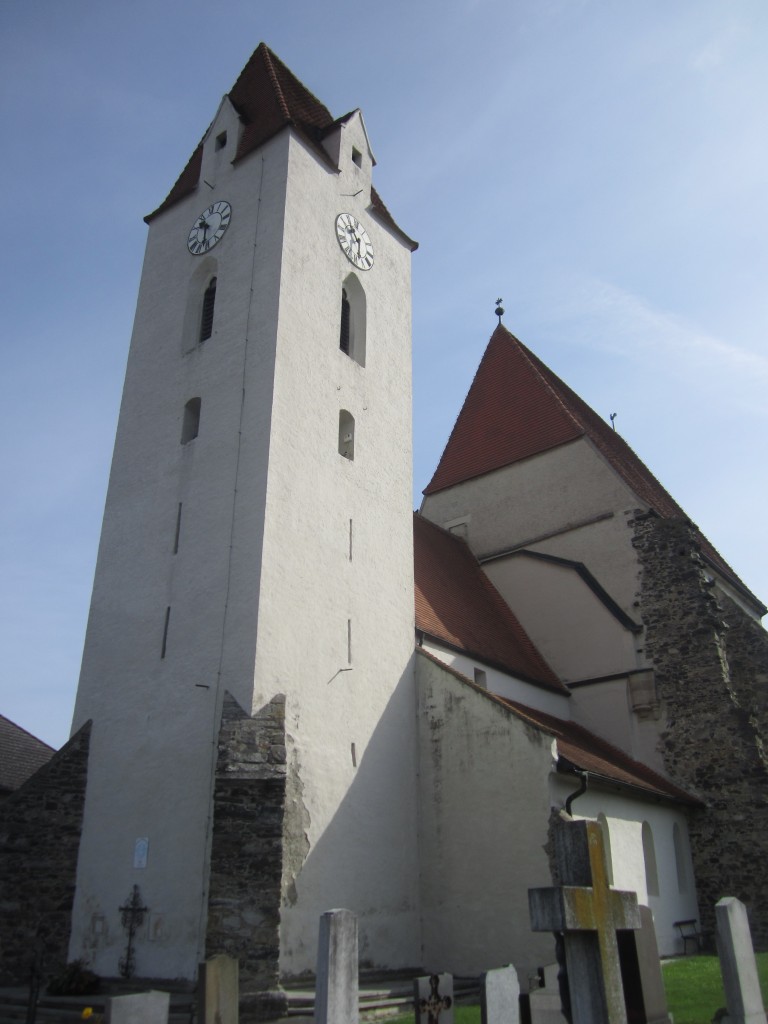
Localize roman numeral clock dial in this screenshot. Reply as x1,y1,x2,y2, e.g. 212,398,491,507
335,213,374,271
187,201,232,254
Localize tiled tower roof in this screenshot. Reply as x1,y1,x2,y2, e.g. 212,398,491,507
145,43,416,248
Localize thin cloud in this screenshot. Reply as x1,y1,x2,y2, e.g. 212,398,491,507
562,276,768,381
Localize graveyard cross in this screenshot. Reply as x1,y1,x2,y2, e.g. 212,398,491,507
529,817,642,1024
419,975,453,1024
118,884,148,979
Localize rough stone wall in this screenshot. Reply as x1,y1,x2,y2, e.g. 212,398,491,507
0,722,91,984
631,511,768,947
206,693,287,1003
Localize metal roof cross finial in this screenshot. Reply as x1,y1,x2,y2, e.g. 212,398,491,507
495,298,505,324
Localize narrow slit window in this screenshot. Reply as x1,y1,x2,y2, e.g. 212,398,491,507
199,277,217,342
215,131,227,151
352,146,362,168
181,398,201,444
161,607,171,659
338,410,355,460
173,503,183,554
339,289,351,354
473,668,487,688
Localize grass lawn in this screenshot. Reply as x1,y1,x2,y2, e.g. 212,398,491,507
382,954,768,1024
661,953,768,1024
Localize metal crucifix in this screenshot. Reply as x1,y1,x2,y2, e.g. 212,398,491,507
118,884,148,979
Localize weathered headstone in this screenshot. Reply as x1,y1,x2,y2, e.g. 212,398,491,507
105,989,169,1024
198,953,239,1024
616,905,671,1024
315,908,359,1024
529,816,642,1024
415,973,454,1024
482,964,519,1024
528,962,568,1024
714,896,767,1024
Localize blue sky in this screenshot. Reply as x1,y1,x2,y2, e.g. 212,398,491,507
1,0,766,748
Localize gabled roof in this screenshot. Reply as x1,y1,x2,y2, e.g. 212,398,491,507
0,715,55,794
414,513,567,694
145,44,416,248
417,650,701,806
424,323,761,609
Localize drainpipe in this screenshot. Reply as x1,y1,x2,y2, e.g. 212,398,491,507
565,769,589,816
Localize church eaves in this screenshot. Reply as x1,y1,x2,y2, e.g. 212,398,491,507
424,323,762,610
144,44,417,249
414,513,567,694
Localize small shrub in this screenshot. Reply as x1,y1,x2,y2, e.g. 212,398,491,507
47,959,101,996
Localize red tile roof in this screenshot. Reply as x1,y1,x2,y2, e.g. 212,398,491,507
417,650,701,805
145,44,417,249
424,323,761,608
495,694,702,806
0,715,55,794
414,513,567,694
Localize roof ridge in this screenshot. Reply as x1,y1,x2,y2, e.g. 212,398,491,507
258,43,292,123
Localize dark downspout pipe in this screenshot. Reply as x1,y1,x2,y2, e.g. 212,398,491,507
565,769,589,816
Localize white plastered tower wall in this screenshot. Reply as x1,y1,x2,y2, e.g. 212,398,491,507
251,114,421,976
69,86,421,979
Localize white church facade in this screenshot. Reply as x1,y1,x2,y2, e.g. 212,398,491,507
2,43,766,1009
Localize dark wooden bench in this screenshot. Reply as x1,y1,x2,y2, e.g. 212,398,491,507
674,918,704,954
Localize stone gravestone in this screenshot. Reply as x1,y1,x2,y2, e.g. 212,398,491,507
482,964,519,1024
616,905,671,1024
529,816,642,1024
106,990,170,1024
414,973,454,1024
198,953,239,1024
528,963,568,1024
315,908,359,1024
714,896,767,1024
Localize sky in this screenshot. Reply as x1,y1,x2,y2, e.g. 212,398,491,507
1,0,767,749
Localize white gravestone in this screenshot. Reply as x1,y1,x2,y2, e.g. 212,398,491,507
198,953,239,1024
482,964,520,1024
415,973,454,1024
315,909,359,1024
106,990,169,1024
715,897,767,1024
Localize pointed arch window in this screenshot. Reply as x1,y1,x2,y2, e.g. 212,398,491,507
181,398,201,444
673,822,689,894
338,410,355,460
642,821,660,897
339,275,366,366
199,277,217,342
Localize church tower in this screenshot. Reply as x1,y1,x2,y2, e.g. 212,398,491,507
69,45,421,984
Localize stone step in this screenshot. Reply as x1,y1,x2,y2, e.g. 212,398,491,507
0,991,194,1024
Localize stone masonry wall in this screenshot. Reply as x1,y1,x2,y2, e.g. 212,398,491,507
0,722,91,984
631,511,768,947
206,693,287,1009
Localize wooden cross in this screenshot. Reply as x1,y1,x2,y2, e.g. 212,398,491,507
529,818,641,1024
418,974,453,1024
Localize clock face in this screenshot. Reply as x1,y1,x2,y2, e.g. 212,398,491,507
335,213,374,271
187,201,232,255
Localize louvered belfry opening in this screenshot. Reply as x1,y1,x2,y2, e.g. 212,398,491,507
200,277,217,342
339,289,351,354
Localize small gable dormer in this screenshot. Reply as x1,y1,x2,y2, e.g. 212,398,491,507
322,109,374,198
199,96,242,191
